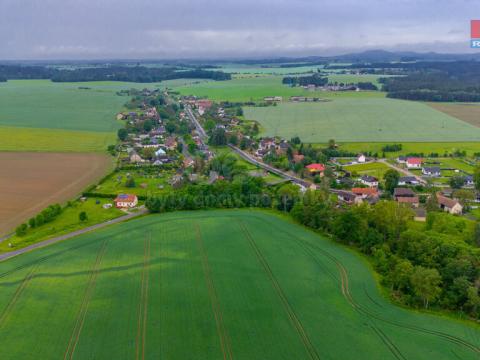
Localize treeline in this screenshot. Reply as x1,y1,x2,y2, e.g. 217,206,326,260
0,65,231,83
282,73,328,87
15,204,63,236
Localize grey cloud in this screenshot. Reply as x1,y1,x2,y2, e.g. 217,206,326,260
0,0,478,59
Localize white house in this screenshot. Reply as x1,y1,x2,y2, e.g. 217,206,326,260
437,194,463,215
359,175,379,188
406,158,423,169
357,154,366,163
114,194,138,208
422,167,441,177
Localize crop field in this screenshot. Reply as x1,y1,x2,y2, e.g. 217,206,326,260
428,103,480,128
173,75,383,102
0,210,478,359
0,80,164,152
0,152,113,236
243,99,480,143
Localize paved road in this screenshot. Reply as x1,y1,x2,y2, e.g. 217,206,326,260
377,159,427,185
0,208,148,263
185,105,208,141
229,145,313,189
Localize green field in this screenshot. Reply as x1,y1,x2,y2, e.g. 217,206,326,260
244,99,480,142
0,80,163,152
0,210,478,359
343,162,390,179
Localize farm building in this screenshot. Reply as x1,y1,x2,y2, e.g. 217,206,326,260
437,194,463,215
422,167,441,177
352,187,378,198
359,175,378,187
336,190,358,205
406,158,423,169
394,188,419,207
114,194,138,208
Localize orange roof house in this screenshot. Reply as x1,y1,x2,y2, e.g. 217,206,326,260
306,163,325,174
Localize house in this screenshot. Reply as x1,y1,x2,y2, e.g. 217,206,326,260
306,163,325,176
352,187,378,199
359,175,378,187
357,154,366,163
422,167,441,177
397,156,408,164
130,153,144,164
398,176,419,186
336,190,357,205
406,158,423,169
165,137,177,150
464,175,474,187
394,188,419,207
155,148,167,158
114,194,138,208
414,208,427,222
437,194,463,215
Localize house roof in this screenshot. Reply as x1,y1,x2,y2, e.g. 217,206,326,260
360,175,378,182
397,196,419,204
399,176,417,182
306,163,325,171
407,157,423,164
423,167,441,173
337,190,357,201
394,188,416,197
114,194,137,203
352,187,378,195
437,194,461,209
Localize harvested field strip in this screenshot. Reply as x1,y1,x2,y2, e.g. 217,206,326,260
135,234,151,360
0,265,37,328
238,220,320,360
195,224,233,360
63,239,108,360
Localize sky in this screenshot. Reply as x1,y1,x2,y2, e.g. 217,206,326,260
0,0,479,60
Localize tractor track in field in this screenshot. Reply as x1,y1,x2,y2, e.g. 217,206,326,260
0,264,37,328
238,221,321,360
278,224,480,356
195,224,234,360
135,234,151,360
63,239,108,360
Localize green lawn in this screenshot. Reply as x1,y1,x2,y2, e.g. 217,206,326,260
0,198,124,253
0,210,478,359
343,162,390,179
243,99,480,142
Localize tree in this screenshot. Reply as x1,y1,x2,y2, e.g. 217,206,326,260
449,176,465,189
474,165,480,191
328,139,336,149
166,122,176,134
125,177,136,188
384,169,400,194
143,119,154,132
117,128,128,141
390,259,414,292
28,217,36,228
15,223,28,236
209,128,227,146
79,211,88,222
425,192,439,212
466,286,480,317
228,134,238,146
410,266,442,308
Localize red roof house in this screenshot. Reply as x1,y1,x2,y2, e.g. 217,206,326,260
114,194,138,208
406,158,423,169
306,163,325,174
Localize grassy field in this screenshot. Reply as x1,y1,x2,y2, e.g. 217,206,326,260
343,162,390,179
338,142,480,158
243,99,480,142
0,210,478,359
0,126,116,152
0,152,113,237
0,198,124,253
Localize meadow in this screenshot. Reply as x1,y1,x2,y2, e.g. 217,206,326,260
243,99,480,143
0,210,478,359
0,152,113,236
343,162,391,179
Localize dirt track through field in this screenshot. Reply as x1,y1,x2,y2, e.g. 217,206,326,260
0,152,112,236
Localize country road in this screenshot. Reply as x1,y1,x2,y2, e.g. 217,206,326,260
377,159,427,185
185,105,208,141
0,208,148,262
229,145,313,188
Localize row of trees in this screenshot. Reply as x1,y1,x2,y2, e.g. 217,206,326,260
15,204,63,236
282,74,328,87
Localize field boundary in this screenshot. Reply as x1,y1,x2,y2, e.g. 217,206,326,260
194,224,234,360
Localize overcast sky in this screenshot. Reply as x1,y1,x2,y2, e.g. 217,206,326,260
0,0,478,60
